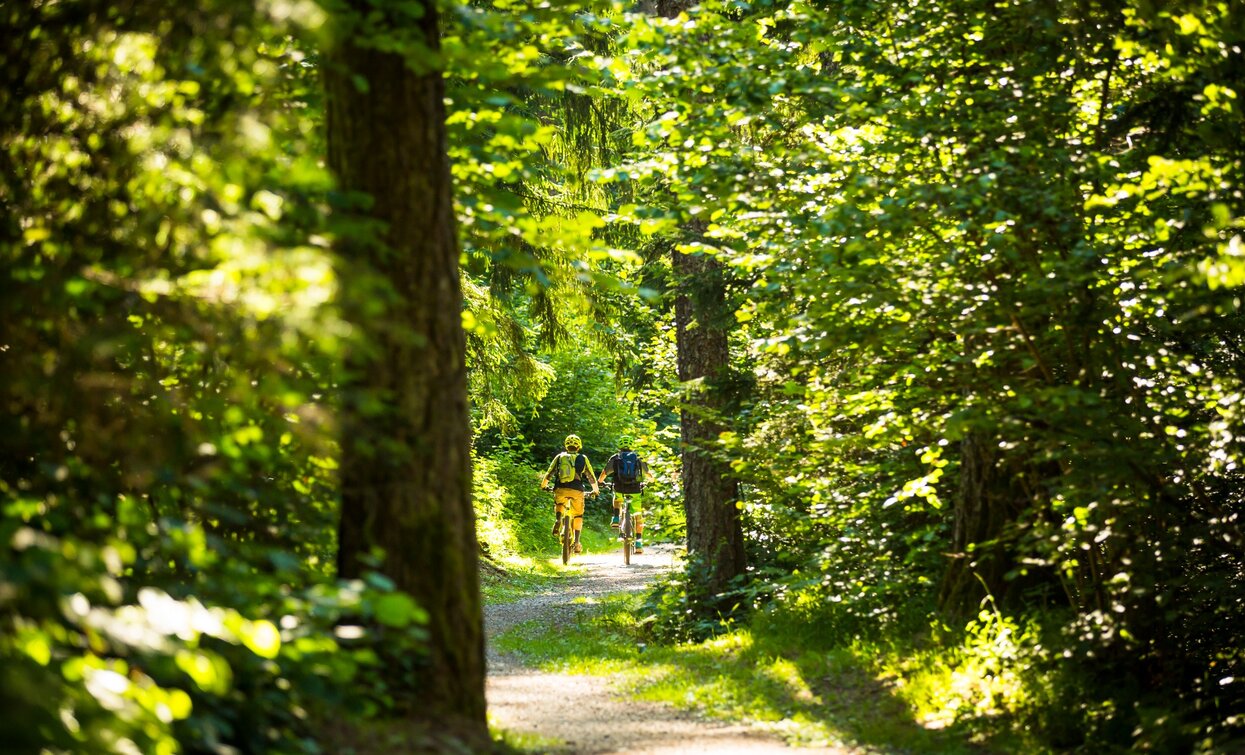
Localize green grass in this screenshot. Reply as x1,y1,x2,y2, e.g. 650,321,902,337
573,517,617,556
481,515,618,603
494,593,1021,753
533,516,619,565
487,718,564,754
481,560,561,604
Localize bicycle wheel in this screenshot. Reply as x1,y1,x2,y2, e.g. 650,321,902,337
621,508,632,565
561,514,571,565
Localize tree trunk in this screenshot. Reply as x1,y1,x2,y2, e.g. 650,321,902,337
673,242,747,605
652,0,747,608
938,433,1052,617
324,1,485,729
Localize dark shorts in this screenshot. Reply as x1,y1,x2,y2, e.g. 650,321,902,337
613,482,643,495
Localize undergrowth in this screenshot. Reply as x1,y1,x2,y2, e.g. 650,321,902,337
494,592,1016,753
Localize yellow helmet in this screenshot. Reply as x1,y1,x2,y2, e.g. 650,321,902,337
563,434,582,452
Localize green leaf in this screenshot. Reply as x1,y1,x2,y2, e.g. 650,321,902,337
373,592,426,628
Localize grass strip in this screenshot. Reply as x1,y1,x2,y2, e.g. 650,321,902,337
495,592,1020,753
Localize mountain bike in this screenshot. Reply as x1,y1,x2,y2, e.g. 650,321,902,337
550,488,591,566
606,483,637,565
544,486,575,565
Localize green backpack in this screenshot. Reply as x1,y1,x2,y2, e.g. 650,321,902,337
556,452,579,484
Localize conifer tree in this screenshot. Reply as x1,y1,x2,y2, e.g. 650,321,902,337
324,0,485,729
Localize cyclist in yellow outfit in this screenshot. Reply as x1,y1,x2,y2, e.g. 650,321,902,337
541,434,599,554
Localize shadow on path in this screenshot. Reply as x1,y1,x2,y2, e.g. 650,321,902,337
485,544,989,754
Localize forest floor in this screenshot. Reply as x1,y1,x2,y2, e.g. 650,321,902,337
484,543,854,754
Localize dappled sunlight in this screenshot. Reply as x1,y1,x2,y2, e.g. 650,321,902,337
7,0,1244,750
871,610,1039,736
495,593,986,752
701,629,755,657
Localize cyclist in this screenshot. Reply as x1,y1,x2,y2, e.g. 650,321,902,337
598,437,649,554
541,434,599,554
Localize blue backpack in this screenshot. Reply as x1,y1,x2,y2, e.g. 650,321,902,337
616,451,640,484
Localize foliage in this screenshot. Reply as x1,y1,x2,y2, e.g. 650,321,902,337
6,0,1245,747
582,0,1245,748
473,446,554,558
0,0,430,749
514,351,636,460
502,350,687,542
446,1,639,435
0,506,429,752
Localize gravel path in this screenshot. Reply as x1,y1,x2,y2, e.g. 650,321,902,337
484,543,853,754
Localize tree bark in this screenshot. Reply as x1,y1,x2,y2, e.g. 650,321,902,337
937,433,1049,617
653,0,747,607
324,0,485,729
673,241,747,605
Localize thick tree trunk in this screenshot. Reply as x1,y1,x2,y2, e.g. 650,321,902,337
673,245,747,604
324,1,485,729
656,0,746,612
938,433,1053,617
938,434,1010,614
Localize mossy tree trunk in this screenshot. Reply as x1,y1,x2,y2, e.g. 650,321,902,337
324,0,485,730
672,234,747,607
654,0,747,608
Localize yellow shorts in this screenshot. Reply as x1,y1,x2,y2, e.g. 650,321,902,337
554,489,585,532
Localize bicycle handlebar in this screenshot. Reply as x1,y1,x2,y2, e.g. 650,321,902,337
542,483,604,496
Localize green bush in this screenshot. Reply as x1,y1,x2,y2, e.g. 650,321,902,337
0,517,429,753
474,446,554,558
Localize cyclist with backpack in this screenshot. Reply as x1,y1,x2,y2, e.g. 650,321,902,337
597,438,649,554
541,434,599,554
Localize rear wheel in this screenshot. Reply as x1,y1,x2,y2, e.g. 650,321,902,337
561,516,571,565
621,509,633,565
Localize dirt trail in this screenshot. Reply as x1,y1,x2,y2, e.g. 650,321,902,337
484,544,852,754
